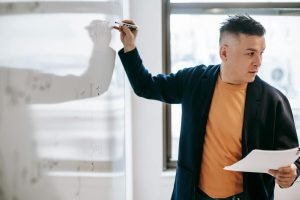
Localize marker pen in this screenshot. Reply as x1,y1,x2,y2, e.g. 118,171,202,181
115,21,138,30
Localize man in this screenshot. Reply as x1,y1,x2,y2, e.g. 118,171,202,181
114,15,300,200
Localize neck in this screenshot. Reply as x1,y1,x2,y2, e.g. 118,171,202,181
220,64,244,85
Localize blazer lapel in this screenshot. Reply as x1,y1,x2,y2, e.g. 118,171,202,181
192,65,220,177
242,76,263,156
194,65,220,125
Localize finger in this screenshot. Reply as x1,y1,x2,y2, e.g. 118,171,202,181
276,179,293,188
269,170,292,182
277,175,294,181
276,179,289,185
122,19,135,25
278,167,292,174
113,26,121,31
274,172,296,188
275,174,292,181
122,25,134,35
277,171,296,178
268,169,277,176
278,168,297,178
122,19,138,32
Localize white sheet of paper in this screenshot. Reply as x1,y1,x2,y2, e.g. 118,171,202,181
224,147,300,173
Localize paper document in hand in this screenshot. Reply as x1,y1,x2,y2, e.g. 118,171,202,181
224,147,300,173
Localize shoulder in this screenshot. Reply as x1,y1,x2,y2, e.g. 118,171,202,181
256,76,289,103
178,64,219,78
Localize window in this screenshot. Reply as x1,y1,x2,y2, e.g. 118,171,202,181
163,0,300,169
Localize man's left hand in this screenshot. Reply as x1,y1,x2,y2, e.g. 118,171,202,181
269,164,298,188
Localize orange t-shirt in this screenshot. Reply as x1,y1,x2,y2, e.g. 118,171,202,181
199,75,247,198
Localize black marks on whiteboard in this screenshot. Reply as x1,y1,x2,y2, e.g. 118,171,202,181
75,89,82,100
30,161,40,185
41,160,58,170
5,85,30,105
96,85,101,95
79,90,86,97
30,174,38,185
91,162,95,171
76,83,102,98
29,73,52,92
77,89,88,99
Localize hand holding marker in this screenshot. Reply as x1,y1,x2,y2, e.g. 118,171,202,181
113,20,138,53
115,21,138,30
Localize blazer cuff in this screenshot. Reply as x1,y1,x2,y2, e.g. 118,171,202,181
118,47,138,57
290,160,300,186
296,163,300,180
295,157,300,177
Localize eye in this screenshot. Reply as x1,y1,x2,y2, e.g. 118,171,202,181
247,52,255,57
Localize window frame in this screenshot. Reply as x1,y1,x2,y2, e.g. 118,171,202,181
162,0,300,170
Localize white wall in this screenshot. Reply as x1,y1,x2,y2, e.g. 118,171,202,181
128,1,300,200
128,0,175,200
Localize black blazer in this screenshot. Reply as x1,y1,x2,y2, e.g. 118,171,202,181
119,48,300,200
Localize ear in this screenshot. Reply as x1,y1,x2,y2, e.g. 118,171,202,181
219,44,228,62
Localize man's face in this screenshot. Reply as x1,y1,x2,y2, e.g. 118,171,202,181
220,33,266,84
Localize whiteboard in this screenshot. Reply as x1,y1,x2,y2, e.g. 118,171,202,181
0,1,125,200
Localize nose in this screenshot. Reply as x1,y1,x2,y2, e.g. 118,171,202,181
253,54,262,68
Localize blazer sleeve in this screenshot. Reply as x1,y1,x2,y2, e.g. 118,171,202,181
295,157,300,180
274,96,299,148
118,48,185,104
274,95,300,179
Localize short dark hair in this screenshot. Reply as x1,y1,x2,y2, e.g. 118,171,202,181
219,14,266,42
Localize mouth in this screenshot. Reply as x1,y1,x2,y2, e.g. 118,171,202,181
248,71,258,74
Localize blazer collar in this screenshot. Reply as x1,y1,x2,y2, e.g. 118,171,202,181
242,76,263,155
